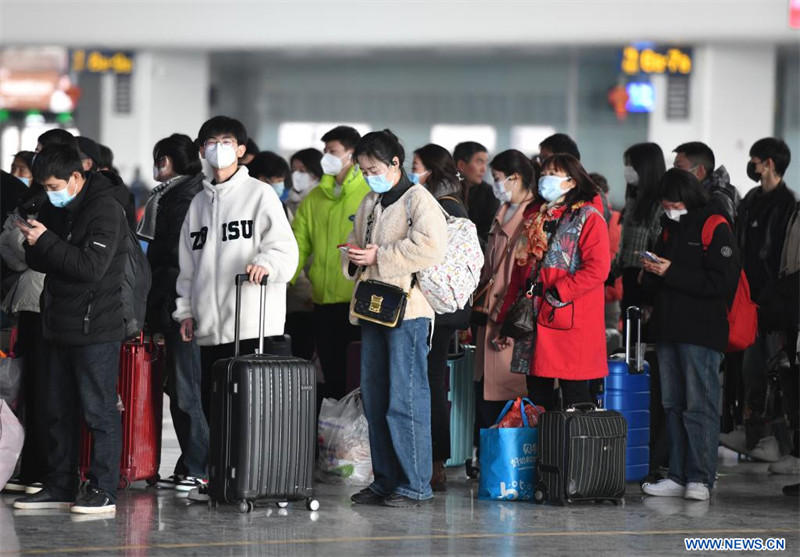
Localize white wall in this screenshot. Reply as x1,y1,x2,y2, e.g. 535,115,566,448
648,44,778,195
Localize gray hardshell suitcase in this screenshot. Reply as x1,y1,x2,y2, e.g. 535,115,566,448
208,274,318,513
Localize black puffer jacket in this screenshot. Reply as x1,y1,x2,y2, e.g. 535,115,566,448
143,173,204,332
646,207,740,353
465,181,499,249
25,172,128,345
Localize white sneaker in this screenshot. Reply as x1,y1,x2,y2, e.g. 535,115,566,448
719,429,748,455
684,482,710,501
749,436,783,463
642,478,685,497
176,476,208,493
768,455,800,475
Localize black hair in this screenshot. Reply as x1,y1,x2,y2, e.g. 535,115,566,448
749,137,791,177
197,116,248,146
414,143,461,199
248,151,289,182
659,168,710,211
624,142,667,224
673,141,715,176
354,129,405,168
539,133,581,160
97,144,114,169
32,144,84,184
540,154,600,206
153,133,203,176
37,128,79,153
13,151,35,172
290,148,324,180
321,126,361,151
452,141,488,164
245,138,260,157
590,172,609,194
490,149,535,192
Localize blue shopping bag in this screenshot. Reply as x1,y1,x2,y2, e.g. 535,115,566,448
478,398,539,501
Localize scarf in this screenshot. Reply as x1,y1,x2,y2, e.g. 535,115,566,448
514,200,586,267
136,175,185,241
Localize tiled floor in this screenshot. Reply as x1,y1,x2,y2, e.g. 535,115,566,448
1,404,798,556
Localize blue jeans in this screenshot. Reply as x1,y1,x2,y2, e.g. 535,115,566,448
164,330,208,479
46,341,122,501
658,342,724,489
361,318,433,500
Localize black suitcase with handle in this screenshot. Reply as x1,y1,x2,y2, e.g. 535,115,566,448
208,274,318,513
535,403,627,505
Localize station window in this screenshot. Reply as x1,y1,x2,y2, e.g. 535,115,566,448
278,122,371,153
430,125,497,154
510,126,556,156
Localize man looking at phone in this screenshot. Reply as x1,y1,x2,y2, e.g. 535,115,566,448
291,126,370,400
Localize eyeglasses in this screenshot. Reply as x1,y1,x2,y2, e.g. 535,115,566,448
203,138,237,150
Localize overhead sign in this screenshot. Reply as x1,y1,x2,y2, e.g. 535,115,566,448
626,82,655,113
70,49,134,74
621,45,692,75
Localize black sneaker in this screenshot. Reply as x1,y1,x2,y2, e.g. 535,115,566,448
155,474,184,490
13,488,74,510
350,488,384,506
3,478,28,493
380,493,433,508
71,487,116,514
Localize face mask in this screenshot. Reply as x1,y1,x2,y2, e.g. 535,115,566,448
17,176,30,187
47,179,77,208
205,142,237,169
408,170,429,185
666,208,688,222
365,166,396,194
624,165,639,186
747,161,762,183
321,152,347,175
538,175,570,203
271,181,285,198
492,178,513,203
291,171,315,193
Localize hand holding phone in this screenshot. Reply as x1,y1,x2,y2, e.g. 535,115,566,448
637,250,660,263
9,212,33,229
337,243,358,252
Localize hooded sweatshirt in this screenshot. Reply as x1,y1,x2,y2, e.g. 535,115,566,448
173,167,299,346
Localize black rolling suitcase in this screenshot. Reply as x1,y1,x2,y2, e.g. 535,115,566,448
208,274,319,514
535,403,627,505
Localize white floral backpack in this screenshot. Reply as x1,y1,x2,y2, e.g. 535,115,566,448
407,193,484,314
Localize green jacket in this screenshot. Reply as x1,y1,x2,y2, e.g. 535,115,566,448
291,166,370,304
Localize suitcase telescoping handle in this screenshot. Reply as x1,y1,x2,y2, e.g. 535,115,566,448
234,273,269,357
624,306,645,374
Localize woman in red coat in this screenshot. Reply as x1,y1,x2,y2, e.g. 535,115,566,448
495,154,610,410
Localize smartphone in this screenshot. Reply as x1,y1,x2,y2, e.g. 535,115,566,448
636,250,660,263
9,212,33,229
491,339,502,351
337,243,358,252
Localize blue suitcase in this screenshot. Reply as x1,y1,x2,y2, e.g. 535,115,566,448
445,345,476,467
603,307,650,482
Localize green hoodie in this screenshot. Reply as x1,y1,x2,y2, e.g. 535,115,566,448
291,165,370,304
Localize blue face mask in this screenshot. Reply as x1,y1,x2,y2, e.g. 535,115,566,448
46,180,77,208
18,177,30,187
271,181,285,199
538,175,570,203
365,166,396,194
407,170,428,185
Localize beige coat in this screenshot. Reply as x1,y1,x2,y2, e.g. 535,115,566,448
474,202,532,401
343,184,448,324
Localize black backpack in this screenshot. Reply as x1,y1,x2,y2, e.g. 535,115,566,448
121,226,151,338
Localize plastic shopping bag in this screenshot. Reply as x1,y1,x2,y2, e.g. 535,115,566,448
317,388,373,485
478,398,539,501
0,350,22,408
0,399,24,489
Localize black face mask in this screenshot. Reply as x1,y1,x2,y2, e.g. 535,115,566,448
746,161,762,183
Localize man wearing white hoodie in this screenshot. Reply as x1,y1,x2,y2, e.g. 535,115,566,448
172,116,298,498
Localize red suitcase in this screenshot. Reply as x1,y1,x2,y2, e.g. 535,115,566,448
80,336,164,489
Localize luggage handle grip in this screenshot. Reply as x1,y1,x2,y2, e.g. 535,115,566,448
624,306,645,374
234,273,269,357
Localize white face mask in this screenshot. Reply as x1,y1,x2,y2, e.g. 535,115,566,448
666,208,688,222
321,152,349,175
205,142,238,169
291,170,315,193
624,165,639,186
492,178,513,203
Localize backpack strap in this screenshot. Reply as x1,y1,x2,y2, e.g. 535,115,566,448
701,214,729,251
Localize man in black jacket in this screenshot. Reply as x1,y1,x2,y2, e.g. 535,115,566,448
673,142,740,224
453,141,497,247
12,144,127,514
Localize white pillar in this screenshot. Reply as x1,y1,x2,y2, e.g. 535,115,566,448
648,44,777,194
99,50,209,187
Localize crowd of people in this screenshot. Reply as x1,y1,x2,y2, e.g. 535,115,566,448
1,117,797,514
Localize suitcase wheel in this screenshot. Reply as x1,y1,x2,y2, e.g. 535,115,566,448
237,500,254,514
534,482,546,504
118,477,132,490
146,474,160,487
276,501,289,508
465,458,479,479
306,498,320,512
